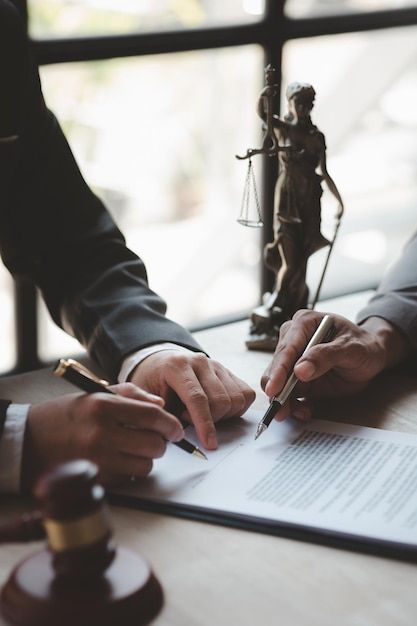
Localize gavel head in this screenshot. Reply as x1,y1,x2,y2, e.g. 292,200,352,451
34,460,116,582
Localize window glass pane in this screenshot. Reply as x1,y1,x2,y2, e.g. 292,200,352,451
286,0,417,18
282,26,417,299
29,0,265,39
38,46,263,361
0,267,15,372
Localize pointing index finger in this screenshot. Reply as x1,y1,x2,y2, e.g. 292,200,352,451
165,366,217,450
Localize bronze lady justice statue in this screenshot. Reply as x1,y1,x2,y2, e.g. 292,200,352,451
239,67,344,350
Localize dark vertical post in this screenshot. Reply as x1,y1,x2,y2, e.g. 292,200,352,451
14,278,40,372
12,1,39,373
260,0,286,297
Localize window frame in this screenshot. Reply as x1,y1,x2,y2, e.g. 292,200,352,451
9,0,417,373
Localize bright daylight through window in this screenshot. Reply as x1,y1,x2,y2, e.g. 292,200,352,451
0,0,415,370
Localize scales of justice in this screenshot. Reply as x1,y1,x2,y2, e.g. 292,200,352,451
236,64,344,351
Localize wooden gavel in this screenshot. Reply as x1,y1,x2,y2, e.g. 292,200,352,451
0,460,163,626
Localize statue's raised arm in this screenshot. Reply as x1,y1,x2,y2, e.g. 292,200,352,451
236,65,290,160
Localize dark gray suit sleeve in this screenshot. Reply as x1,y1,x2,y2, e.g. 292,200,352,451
356,231,417,350
0,1,203,379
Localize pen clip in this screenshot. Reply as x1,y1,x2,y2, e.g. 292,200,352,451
54,358,110,386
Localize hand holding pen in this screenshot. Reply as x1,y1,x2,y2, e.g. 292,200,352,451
54,359,207,460
256,314,335,439
22,369,197,491
261,309,408,425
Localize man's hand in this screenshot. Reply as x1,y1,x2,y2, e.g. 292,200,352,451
23,383,184,490
130,351,256,450
261,310,410,422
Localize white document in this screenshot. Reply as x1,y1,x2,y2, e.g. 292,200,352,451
115,411,417,549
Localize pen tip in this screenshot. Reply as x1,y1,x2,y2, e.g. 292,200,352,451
254,423,266,441
193,448,208,461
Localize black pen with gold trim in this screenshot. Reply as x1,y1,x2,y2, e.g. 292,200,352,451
54,358,207,460
255,314,335,440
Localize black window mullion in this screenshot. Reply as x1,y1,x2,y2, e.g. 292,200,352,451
287,6,417,39
34,21,267,65
14,278,40,373
260,0,285,296
12,0,40,375
33,6,417,67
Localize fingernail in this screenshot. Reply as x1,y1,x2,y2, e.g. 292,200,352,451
207,433,218,449
296,361,316,379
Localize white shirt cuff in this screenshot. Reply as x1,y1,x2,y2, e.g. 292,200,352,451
118,343,192,383
0,403,30,494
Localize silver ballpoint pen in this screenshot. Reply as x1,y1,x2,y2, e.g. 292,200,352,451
255,314,335,440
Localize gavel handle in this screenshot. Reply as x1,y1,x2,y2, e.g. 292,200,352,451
0,510,45,543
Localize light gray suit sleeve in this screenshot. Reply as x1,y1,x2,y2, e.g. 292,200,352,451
356,231,417,349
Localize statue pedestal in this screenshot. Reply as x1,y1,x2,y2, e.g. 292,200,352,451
245,301,286,351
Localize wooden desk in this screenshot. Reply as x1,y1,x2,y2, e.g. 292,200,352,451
1,294,416,626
